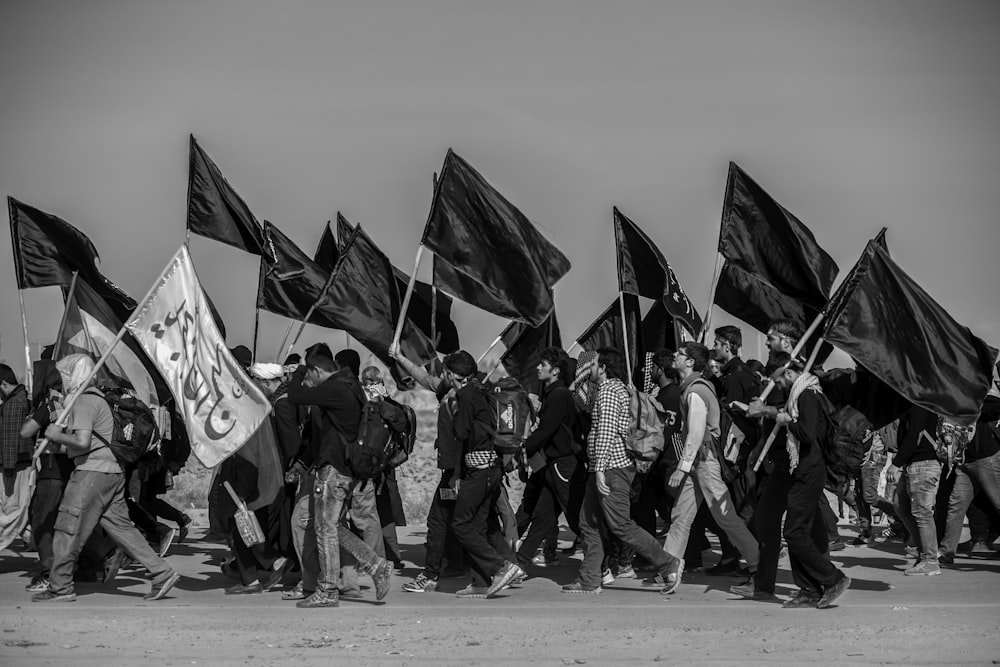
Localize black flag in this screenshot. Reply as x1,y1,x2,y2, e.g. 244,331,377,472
614,207,702,336
823,236,998,425
313,221,339,273
187,135,267,256
714,162,838,336
257,221,339,328
9,197,136,322
423,149,571,327
336,213,459,354
575,295,641,365
500,311,562,393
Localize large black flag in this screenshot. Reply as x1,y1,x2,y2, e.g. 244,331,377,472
313,221,339,273
822,236,998,425
257,221,339,329
614,208,702,336
714,162,838,336
500,311,562,393
9,197,136,322
640,299,678,356
325,226,438,371
574,295,641,365
423,149,571,327
336,213,459,354
187,135,267,256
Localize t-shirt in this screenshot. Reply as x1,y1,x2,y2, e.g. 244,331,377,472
66,390,119,474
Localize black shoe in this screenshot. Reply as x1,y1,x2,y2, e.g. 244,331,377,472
828,539,847,552
816,575,850,609
706,558,741,576
782,591,821,609
225,582,263,595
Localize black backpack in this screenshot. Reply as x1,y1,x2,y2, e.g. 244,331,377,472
88,389,160,467
485,376,534,455
345,398,415,480
828,404,875,480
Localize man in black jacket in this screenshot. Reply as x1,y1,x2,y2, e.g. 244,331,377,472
764,352,850,608
285,343,392,608
515,347,584,567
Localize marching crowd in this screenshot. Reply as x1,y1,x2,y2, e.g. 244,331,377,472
2,316,999,610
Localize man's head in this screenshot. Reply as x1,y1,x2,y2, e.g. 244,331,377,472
443,350,478,390
672,341,709,379
303,342,337,386
594,347,627,384
249,362,285,397
766,319,802,354
334,349,361,378
0,364,18,397
746,358,766,384
361,366,388,401
768,350,804,390
537,346,571,386
229,345,253,370
713,325,742,363
55,354,96,395
651,349,679,386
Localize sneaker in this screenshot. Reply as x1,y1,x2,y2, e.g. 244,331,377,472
641,573,665,587
828,539,847,552
850,535,869,547
531,551,559,567
371,558,393,601
904,545,919,559
25,576,49,593
158,527,177,558
282,582,305,600
816,575,851,609
938,552,955,565
615,564,636,579
486,561,522,598
706,558,741,576
103,548,124,585
31,590,76,602
881,525,902,541
782,591,820,609
970,540,994,556
144,571,181,601
261,561,287,592
904,560,941,576
730,581,780,602
225,582,263,595
660,558,684,595
561,580,602,594
296,590,339,608
403,573,438,593
508,567,527,586
602,568,615,586
455,584,489,599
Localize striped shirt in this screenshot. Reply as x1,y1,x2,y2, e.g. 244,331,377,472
587,378,632,473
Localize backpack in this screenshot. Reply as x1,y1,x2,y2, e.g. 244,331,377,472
88,389,160,467
346,398,415,480
827,405,875,481
486,377,534,456
625,387,666,465
932,416,976,473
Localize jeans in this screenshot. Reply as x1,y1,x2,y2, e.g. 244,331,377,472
49,469,173,596
452,466,513,587
291,471,318,592
940,451,1000,556
896,459,943,564
312,465,383,595
577,467,669,589
663,450,759,569
340,479,385,593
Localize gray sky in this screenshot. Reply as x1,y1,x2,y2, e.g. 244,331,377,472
2,0,998,379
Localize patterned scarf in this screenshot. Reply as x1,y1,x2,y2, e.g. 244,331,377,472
785,371,822,466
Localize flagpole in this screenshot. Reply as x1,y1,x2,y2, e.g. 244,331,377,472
566,341,581,356
477,330,507,365
699,252,725,343
31,248,174,461
52,272,79,359
619,292,634,388
252,260,265,363
286,269,338,359
17,287,32,396
430,174,439,352
391,244,425,353
275,321,295,361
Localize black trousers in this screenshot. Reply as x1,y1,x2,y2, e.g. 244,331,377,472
755,460,843,595
452,466,513,587
517,455,585,560
229,509,280,586
423,470,465,578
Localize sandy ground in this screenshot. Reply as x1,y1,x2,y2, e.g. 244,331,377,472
2,520,999,666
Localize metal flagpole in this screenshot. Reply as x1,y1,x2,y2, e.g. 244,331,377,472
17,287,32,397
619,292,633,388
699,252,725,343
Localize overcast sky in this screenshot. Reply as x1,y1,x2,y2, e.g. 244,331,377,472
1,0,998,379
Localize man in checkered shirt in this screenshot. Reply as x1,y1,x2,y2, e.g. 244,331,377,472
562,347,674,594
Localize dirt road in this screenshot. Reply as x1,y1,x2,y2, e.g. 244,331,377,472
2,523,999,665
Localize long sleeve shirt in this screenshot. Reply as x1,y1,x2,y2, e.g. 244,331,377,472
286,367,364,475
587,378,632,473
524,380,577,459
786,389,829,467
0,385,32,471
453,380,495,469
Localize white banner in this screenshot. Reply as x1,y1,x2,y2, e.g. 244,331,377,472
126,245,271,468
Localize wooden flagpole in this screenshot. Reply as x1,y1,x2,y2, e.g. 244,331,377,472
52,271,79,360
699,252,725,343
619,292,634,388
